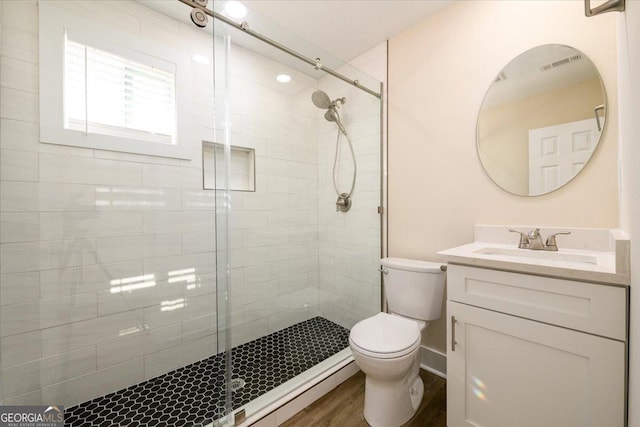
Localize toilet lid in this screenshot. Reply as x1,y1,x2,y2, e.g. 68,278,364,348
350,312,421,356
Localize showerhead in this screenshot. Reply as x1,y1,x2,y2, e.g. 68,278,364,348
324,110,337,123
325,109,346,134
311,90,332,109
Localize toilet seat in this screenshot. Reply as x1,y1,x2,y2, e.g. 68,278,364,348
350,312,421,359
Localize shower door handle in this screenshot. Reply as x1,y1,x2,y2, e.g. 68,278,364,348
451,316,457,352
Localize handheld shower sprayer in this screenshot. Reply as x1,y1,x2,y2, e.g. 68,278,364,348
311,90,356,212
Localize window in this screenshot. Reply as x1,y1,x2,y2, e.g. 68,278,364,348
65,33,176,145
39,3,193,159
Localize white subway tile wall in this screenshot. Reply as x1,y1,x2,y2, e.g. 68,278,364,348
316,51,384,330
0,0,383,409
0,0,219,407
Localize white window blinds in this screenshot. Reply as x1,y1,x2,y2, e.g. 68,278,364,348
64,32,176,145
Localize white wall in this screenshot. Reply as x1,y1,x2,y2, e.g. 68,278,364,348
617,1,640,425
0,0,219,407
388,0,619,352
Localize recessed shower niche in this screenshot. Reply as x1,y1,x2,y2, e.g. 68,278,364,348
203,141,256,192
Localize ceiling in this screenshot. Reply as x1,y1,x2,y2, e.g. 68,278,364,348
239,0,454,62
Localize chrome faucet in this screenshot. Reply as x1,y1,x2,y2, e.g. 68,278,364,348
508,228,571,251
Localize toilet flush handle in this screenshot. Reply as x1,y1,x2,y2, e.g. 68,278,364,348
378,267,388,274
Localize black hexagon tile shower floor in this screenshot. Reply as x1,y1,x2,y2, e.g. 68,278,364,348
64,317,350,426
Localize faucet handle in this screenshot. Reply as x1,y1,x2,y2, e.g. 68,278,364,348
508,229,530,248
545,231,571,250
528,228,541,239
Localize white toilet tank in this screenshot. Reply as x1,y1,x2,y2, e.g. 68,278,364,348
381,257,446,321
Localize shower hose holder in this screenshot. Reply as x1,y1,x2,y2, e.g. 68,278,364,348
336,193,352,212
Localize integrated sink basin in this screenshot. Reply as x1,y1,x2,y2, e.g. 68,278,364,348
472,246,599,265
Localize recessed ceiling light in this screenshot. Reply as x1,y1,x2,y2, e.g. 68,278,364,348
276,74,291,83
192,54,210,64
224,1,247,19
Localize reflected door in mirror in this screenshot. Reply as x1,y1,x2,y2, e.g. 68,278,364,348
528,118,600,195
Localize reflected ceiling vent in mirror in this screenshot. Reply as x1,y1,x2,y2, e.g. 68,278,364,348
540,54,583,72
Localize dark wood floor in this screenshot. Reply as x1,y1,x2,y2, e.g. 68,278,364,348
282,369,447,427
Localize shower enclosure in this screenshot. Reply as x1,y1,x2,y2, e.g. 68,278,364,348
0,0,383,425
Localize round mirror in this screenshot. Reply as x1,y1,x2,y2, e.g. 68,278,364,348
477,44,606,196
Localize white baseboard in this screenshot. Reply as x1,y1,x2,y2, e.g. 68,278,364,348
244,358,359,426
420,345,447,379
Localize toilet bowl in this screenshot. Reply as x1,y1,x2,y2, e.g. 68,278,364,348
350,312,425,427
349,258,445,427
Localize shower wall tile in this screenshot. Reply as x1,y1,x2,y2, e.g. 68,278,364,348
95,233,182,264
141,164,201,189
181,189,215,211
182,231,216,254
94,185,181,211
184,272,216,299
0,118,38,152
0,239,96,274
1,331,42,369
93,148,184,167
1,26,39,64
39,183,96,212
41,358,145,408
1,346,96,398
0,149,38,181
41,310,145,356
0,271,40,305
0,56,38,93
96,323,182,369
181,313,216,342
143,211,214,234
0,212,40,243
2,389,42,406
0,293,97,337
97,279,184,316
142,291,216,330
230,319,270,348
0,181,38,211
39,261,144,299
39,153,143,186
1,0,37,34
143,333,216,380
143,252,215,279
40,211,143,240
0,88,38,122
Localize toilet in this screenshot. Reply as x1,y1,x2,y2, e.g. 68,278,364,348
349,257,446,427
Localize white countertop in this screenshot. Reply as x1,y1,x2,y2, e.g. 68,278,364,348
438,227,630,286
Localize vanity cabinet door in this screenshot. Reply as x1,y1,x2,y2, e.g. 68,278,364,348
447,301,625,427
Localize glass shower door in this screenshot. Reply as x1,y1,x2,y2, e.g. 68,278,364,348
212,10,234,425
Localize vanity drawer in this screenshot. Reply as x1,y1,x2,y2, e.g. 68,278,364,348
447,265,627,341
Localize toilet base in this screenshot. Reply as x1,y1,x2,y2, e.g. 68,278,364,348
363,368,424,427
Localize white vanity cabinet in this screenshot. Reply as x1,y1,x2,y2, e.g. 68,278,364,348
446,265,628,427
